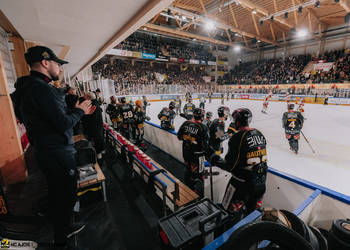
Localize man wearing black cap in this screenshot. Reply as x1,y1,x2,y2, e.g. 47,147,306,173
12,46,95,250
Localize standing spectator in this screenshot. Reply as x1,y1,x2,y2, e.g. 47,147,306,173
11,46,95,250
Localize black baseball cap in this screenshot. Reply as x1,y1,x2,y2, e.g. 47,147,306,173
25,46,68,66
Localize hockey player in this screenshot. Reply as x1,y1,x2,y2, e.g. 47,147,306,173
297,97,305,117
211,108,267,216
261,93,272,114
199,95,205,109
177,108,209,198
202,111,213,129
285,92,291,107
282,103,304,154
142,95,150,114
226,91,230,101
158,101,176,130
208,91,213,103
221,92,225,104
209,106,230,155
134,100,150,148
175,96,182,115
106,96,120,130
118,97,135,140
182,97,196,120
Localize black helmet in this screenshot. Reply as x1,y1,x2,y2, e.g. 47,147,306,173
218,106,230,118
169,101,176,109
232,108,252,129
288,103,295,110
206,111,213,119
120,97,126,103
193,108,205,120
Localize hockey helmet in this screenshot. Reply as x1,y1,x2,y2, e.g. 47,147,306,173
218,106,230,119
135,99,142,107
120,97,126,103
206,111,213,119
232,108,252,129
193,108,205,120
288,103,295,110
169,101,176,109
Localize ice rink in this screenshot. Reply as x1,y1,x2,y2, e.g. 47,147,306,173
145,98,350,196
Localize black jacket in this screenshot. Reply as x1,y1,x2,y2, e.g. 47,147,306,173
11,71,84,150
81,99,103,138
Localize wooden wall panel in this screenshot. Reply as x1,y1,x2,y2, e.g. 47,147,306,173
9,36,29,78
0,53,27,185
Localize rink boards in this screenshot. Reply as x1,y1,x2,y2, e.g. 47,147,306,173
122,93,350,106
142,119,350,248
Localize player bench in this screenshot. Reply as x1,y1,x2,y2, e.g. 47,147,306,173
104,125,199,215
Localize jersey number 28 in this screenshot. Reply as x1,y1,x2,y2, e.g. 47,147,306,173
123,111,133,119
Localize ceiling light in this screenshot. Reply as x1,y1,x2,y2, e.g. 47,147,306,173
252,9,257,14
193,38,196,41
205,20,215,31
234,45,241,52
296,28,308,38
257,40,261,43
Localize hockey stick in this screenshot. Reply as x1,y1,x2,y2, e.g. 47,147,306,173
301,131,316,154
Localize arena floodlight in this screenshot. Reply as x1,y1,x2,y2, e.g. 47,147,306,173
205,20,215,31
252,9,257,14
296,28,308,38
234,45,241,52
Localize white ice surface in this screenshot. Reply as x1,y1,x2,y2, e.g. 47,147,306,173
145,99,350,196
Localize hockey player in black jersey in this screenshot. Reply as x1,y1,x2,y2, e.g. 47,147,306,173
177,108,209,198
202,111,213,129
209,106,230,155
175,96,182,115
221,92,225,104
142,95,150,114
118,97,135,140
208,91,213,103
106,96,120,130
182,98,196,120
211,108,268,217
158,101,176,130
282,103,304,154
134,100,150,148
199,96,205,109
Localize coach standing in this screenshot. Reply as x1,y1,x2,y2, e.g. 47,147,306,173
12,46,95,249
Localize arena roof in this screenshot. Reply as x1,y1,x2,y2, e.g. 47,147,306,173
143,0,350,51
0,0,173,77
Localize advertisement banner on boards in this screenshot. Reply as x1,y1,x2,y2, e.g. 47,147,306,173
142,53,156,60
200,60,207,65
189,59,199,64
132,51,142,58
170,57,178,62
207,61,216,66
178,58,185,63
